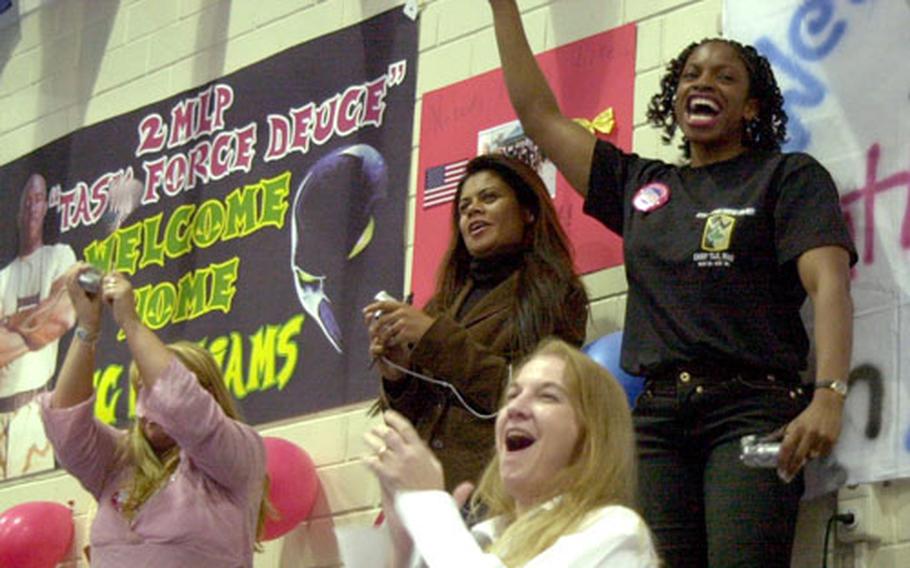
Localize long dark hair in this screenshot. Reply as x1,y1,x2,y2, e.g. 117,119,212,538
427,154,587,356
646,38,788,159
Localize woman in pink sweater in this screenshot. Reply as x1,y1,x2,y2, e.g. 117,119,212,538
40,265,268,567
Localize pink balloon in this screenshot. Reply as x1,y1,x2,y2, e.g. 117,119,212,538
0,501,74,568
262,436,320,540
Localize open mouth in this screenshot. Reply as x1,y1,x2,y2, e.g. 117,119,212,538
505,431,536,452
468,220,489,236
686,95,721,125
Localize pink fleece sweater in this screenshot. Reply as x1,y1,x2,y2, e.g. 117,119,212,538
40,357,265,568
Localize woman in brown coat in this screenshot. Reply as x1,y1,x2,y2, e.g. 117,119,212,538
364,154,588,490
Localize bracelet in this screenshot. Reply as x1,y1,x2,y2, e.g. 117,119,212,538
814,379,848,398
74,326,100,345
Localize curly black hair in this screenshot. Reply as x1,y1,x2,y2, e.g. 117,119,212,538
646,38,788,159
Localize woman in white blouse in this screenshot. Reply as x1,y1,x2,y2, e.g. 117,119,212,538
365,338,658,567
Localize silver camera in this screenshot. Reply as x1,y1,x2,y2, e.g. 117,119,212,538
372,290,396,319
77,266,103,296
739,434,781,469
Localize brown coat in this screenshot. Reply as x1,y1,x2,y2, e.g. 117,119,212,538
381,272,586,490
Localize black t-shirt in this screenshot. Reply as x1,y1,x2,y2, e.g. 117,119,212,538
584,140,857,377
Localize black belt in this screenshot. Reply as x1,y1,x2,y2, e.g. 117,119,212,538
647,363,799,386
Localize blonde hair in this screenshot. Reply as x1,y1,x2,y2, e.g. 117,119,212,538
471,338,638,566
118,341,272,548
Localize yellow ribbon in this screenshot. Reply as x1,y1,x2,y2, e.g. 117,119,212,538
573,107,615,135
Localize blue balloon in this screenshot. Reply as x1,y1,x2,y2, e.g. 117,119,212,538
582,331,644,407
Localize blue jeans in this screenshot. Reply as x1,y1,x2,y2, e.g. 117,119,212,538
634,368,811,567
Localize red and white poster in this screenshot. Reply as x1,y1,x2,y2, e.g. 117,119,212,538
411,24,637,305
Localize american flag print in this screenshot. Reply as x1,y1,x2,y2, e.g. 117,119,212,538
422,159,469,209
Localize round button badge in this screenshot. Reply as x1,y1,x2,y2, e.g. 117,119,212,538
632,182,671,213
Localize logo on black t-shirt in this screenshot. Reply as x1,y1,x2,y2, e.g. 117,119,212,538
701,214,735,251
692,208,754,268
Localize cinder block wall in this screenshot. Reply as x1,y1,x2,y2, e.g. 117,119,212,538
1,1,907,566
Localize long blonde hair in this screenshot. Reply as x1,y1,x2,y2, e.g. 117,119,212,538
118,341,272,547
471,338,638,566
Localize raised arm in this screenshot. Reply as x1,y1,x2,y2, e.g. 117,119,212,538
51,263,104,408
489,0,596,195
43,264,125,497
103,271,172,389
105,271,265,493
364,412,482,568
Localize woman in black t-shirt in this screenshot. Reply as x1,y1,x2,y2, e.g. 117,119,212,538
489,2,856,566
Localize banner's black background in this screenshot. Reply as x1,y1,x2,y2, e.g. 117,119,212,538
0,9,416,426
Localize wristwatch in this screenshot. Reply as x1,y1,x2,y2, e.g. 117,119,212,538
815,379,848,398
75,326,100,345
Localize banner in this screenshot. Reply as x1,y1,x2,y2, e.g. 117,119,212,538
725,0,910,486
412,24,636,306
0,8,417,480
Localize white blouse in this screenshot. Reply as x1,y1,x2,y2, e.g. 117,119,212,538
394,490,659,568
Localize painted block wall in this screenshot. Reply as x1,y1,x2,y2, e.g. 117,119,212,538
1,1,907,566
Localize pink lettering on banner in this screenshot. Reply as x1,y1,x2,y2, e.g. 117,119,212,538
233,123,257,173
840,143,910,265
337,85,364,136
196,88,214,137
57,171,136,232
362,76,387,127
188,141,212,187
142,156,167,204
166,84,236,149
313,95,341,145
262,60,407,162
140,123,259,204
136,113,167,156
56,191,76,230
168,97,197,148
57,59,408,232
290,104,315,154
211,85,234,131
265,115,292,161
263,103,316,162
163,153,189,197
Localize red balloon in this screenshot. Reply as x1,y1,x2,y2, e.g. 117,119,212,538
262,436,320,540
0,501,73,568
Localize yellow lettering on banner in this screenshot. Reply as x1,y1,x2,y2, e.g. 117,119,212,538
114,223,143,273
139,213,167,269
222,184,260,240
93,364,125,425
123,257,240,336
276,314,302,389
91,314,305,424
201,314,304,400
222,332,247,398
259,172,290,229
247,325,277,392
82,173,290,273
208,258,239,313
